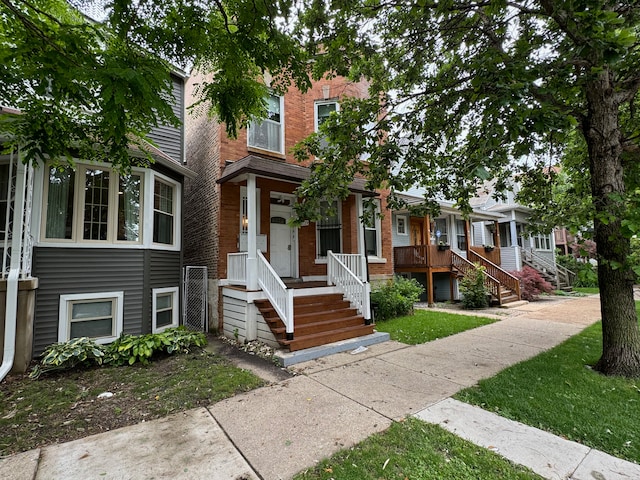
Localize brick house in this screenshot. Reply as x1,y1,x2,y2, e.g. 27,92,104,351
184,76,393,357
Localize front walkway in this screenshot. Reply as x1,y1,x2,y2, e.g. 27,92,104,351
4,294,640,480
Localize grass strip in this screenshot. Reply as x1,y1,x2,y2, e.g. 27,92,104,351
293,417,541,480
375,309,496,344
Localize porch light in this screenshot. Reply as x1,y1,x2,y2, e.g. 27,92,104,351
242,216,248,229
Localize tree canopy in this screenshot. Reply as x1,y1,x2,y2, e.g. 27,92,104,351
0,0,310,169
293,1,640,376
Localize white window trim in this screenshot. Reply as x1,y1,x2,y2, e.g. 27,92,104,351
152,287,179,333
148,171,181,251
314,100,339,132
396,215,408,236
533,233,552,251
316,199,343,258
247,93,285,155
58,291,124,344
40,160,145,246
364,199,382,258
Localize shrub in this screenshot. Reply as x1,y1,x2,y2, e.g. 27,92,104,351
510,266,554,301
371,275,425,321
556,254,598,287
459,264,489,309
29,337,106,379
30,327,207,378
106,327,207,366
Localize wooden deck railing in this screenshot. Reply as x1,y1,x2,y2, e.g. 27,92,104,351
468,250,521,300
394,245,452,269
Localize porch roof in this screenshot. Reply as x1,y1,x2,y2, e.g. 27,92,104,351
217,155,378,197
394,192,504,221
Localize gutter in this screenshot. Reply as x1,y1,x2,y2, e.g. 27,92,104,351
0,152,26,382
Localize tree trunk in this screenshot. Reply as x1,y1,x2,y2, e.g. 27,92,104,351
584,69,640,377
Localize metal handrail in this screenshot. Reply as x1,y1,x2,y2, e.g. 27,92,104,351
257,250,294,335
327,250,371,320
468,250,521,299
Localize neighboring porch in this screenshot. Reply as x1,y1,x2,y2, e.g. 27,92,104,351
393,211,521,305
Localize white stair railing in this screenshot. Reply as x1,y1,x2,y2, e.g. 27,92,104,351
331,253,367,282
327,250,371,321
257,250,294,337
227,252,248,285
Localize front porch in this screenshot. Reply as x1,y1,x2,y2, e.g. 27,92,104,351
394,244,521,305
222,247,383,357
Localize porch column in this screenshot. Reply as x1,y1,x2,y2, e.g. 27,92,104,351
494,221,501,247
509,220,518,247
356,193,365,255
464,219,471,256
510,220,522,269
424,215,431,245
246,174,258,291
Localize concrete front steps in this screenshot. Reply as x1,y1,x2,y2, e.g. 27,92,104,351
254,293,375,352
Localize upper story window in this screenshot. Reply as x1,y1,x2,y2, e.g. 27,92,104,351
315,101,338,152
396,215,408,236
248,93,284,154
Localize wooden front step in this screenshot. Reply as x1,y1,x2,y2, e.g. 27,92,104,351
254,293,373,351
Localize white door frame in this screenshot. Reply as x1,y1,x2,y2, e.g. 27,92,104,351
269,192,298,278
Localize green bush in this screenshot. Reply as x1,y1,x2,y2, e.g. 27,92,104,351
556,254,598,287
371,275,425,321
30,327,207,378
459,264,489,309
29,337,106,379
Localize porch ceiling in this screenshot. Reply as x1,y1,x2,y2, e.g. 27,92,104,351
217,155,377,197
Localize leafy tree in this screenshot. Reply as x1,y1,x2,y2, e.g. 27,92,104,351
0,0,310,169
294,1,640,376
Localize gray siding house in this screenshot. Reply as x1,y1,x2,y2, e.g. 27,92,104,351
1,73,195,373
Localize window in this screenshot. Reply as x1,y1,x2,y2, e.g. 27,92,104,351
396,215,408,236
433,218,448,245
152,287,179,333
43,163,142,244
363,199,381,257
248,93,284,154
534,233,552,250
316,200,342,257
315,100,338,150
456,219,467,250
153,179,174,245
45,165,75,240
59,292,124,344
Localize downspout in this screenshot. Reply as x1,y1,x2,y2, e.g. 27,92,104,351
0,151,26,382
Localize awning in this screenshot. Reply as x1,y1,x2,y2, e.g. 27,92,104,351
217,155,378,197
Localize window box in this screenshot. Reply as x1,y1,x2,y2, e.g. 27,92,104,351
438,244,450,251
484,245,495,252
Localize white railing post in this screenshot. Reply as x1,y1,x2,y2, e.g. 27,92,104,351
286,289,294,338
327,250,334,286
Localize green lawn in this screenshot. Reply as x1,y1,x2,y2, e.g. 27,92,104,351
293,417,541,480
374,309,497,344
573,287,600,295
455,304,640,463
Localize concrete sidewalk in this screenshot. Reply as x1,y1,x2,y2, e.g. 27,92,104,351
3,295,640,479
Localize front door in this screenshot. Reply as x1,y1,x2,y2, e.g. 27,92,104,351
270,197,296,277
410,219,424,246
